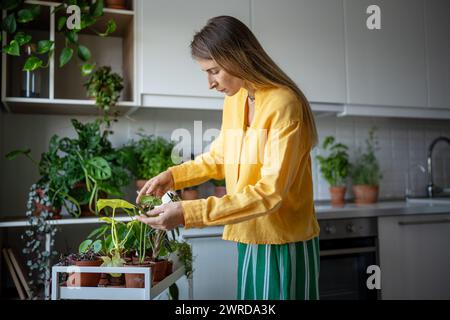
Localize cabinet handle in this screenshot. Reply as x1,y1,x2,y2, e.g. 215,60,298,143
398,218,450,226
320,246,377,257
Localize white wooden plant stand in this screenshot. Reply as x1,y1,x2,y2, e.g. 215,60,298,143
51,265,192,300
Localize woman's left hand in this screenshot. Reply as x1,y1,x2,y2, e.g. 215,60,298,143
136,202,185,231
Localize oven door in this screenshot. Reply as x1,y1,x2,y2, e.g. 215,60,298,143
319,236,379,300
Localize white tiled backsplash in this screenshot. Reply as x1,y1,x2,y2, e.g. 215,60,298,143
1,109,450,214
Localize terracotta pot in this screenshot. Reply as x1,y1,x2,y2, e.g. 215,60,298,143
151,260,171,283
214,186,227,198
105,0,127,9
67,258,102,287
124,262,152,288
33,188,62,219
352,185,379,204
182,189,199,200
329,186,346,207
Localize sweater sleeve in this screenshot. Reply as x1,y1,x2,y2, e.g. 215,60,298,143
168,128,225,190
180,120,307,228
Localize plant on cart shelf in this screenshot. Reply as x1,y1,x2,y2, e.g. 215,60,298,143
84,65,124,125
351,127,383,204
0,0,117,73
315,136,350,206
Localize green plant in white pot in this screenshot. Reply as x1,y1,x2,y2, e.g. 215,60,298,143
351,127,383,204
316,136,350,206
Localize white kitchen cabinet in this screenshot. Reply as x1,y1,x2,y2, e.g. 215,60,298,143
378,214,450,299
252,0,347,104
425,0,450,110
178,229,237,299
139,0,250,109
344,0,428,108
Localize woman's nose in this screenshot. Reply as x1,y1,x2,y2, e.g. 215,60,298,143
208,76,217,90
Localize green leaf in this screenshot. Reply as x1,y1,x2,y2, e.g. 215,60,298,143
17,9,34,24
86,157,111,180
79,239,93,253
81,63,95,76
97,199,136,212
91,0,104,18
4,40,20,56
23,56,43,71
57,16,67,31
59,47,73,67
66,30,78,44
37,40,54,54
14,32,31,46
92,240,102,253
30,4,41,18
99,20,116,37
77,45,91,62
2,14,17,34
5,149,31,160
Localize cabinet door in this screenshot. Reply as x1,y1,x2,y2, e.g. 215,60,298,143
139,0,250,98
252,0,347,104
426,0,450,109
345,0,427,107
176,233,237,299
378,214,450,299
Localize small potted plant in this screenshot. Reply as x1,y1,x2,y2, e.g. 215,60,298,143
66,239,103,287
118,133,177,191
211,179,226,198
315,136,350,207
84,65,124,126
351,127,383,204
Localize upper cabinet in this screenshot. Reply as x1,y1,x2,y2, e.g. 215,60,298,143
251,0,347,104
1,0,137,114
344,0,428,108
139,0,250,109
425,0,450,110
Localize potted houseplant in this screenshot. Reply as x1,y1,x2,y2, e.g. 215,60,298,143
351,127,383,204
66,239,103,287
118,133,177,191
84,65,124,126
315,136,350,206
211,179,226,197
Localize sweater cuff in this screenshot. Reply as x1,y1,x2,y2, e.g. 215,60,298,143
181,199,205,229
168,165,190,190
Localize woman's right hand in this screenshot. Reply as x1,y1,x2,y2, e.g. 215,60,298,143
136,170,174,204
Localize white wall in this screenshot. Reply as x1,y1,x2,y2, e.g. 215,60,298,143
1,109,450,217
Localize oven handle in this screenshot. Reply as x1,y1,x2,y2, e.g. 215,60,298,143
320,246,377,257
398,218,450,226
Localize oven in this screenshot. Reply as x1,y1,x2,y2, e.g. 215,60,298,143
318,217,380,300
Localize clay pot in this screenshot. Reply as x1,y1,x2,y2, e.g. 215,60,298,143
67,258,102,287
329,186,346,207
33,188,62,219
214,186,227,198
352,185,379,204
105,0,127,9
151,260,171,283
124,262,152,288
182,189,199,200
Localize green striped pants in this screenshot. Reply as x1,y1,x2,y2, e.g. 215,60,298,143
237,237,320,300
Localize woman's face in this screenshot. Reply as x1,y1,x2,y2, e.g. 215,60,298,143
196,58,244,96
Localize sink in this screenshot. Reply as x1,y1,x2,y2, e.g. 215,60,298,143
407,197,450,205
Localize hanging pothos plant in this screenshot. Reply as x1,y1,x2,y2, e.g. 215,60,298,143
0,0,117,75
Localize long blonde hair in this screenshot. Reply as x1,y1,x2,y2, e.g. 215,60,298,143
190,15,318,147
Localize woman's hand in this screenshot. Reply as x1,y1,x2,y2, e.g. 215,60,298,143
136,170,174,204
136,202,185,231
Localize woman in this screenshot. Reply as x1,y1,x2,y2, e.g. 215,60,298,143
136,16,320,300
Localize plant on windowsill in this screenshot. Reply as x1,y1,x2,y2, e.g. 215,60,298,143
315,136,350,207
84,65,124,126
350,127,383,204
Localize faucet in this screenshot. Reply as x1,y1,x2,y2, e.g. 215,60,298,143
427,136,450,198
